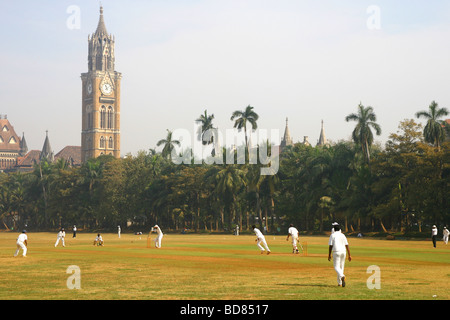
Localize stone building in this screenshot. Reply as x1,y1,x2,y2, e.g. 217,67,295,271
81,6,122,163
0,116,27,171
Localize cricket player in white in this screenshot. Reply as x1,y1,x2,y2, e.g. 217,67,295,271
14,230,28,257
55,228,66,247
286,224,299,254
443,227,449,245
328,224,351,287
94,233,104,246
252,225,271,255
118,225,121,238
151,225,163,248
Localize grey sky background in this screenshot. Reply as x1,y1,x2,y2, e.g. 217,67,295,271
1,0,450,156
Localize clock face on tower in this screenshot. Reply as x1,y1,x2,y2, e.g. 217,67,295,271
101,82,113,95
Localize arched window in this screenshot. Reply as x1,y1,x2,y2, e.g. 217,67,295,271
108,137,113,149
107,106,114,129
100,106,106,129
100,136,105,148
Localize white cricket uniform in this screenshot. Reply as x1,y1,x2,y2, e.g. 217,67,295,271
118,226,121,238
55,231,66,247
328,230,349,285
443,228,449,244
153,225,163,248
95,235,103,244
288,227,299,251
254,228,270,252
14,233,28,257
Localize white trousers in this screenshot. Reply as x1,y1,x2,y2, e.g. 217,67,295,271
332,251,346,285
55,237,65,247
256,237,270,252
444,235,448,244
155,234,163,248
291,236,298,251
14,241,27,257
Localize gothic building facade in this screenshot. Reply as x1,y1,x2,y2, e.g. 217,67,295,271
81,7,122,163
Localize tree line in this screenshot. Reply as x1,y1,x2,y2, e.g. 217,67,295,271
0,102,448,234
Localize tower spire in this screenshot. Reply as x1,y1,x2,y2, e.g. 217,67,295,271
95,5,108,36
317,120,328,147
280,117,293,151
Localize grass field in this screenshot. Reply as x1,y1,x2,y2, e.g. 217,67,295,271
0,231,449,300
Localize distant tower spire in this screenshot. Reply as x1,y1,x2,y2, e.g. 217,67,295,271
40,130,54,162
20,132,28,156
317,120,329,147
280,117,293,152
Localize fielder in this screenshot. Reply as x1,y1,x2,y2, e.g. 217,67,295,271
443,227,449,245
151,225,163,248
118,225,121,238
14,230,28,257
328,223,351,287
54,228,66,247
93,233,104,246
252,225,271,255
286,224,299,254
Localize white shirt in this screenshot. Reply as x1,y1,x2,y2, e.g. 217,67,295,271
288,227,299,237
328,230,348,253
254,228,264,238
73,227,77,231
443,228,449,236
17,233,27,243
153,225,162,236
95,235,103,241
57,231,65,238
432,228,438,236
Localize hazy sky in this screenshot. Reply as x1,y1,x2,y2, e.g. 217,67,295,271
1,0,450,156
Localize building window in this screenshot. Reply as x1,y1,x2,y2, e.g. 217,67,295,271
108,137,113,149
107,106,114,129
100,106,106,129
100,136,105,148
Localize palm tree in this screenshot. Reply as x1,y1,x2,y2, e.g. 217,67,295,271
214,165,247,230
415,100,449,150
157,129,181,161
230,105,259,151
345,103,382,165
196,110,215,145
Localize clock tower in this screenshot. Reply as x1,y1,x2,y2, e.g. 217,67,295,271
81,6,122,162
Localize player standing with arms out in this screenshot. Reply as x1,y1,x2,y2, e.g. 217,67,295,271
286,224,299,254
151,225,163,248
328,223,351,287
252,225,271,255
14,230,28,257
431,225,438,248
443,227,449,245
55,228,66,247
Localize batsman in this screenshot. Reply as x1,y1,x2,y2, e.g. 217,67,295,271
151,225,164,248
286,224,300,254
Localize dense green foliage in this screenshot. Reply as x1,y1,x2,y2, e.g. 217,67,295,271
1,106,449,234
